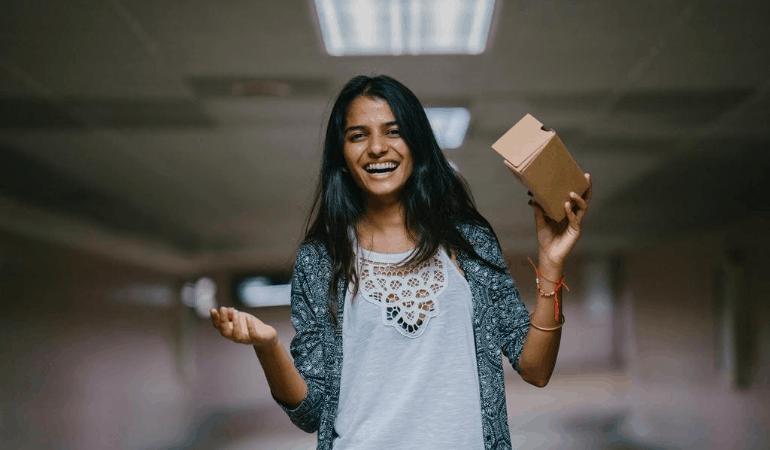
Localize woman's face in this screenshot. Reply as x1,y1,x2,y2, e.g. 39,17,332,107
343,96,413,205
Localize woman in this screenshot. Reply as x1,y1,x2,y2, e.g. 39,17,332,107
210,75,592,450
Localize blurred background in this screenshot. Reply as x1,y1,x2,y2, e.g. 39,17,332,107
1,0,769,449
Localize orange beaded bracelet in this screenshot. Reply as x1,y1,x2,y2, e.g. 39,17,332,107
527,256,569,322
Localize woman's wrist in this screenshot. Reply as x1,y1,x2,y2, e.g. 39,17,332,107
537,255,564,280
254,336,281,353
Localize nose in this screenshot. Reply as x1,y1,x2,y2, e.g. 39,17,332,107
368,132,387,156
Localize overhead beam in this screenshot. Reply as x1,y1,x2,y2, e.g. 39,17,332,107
0,193,195,276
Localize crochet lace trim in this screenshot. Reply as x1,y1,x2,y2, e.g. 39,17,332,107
358,251,447,338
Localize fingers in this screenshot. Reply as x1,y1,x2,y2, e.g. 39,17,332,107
570,191,588,220
565,189,590,231
211,306,275,347
218,306,229,327
246,314,260,340
583,173,593,204
232,309,257,344
565,198,579,230
570,191,588,209
240,313,251,340
217,306,232,337
232,309,245,342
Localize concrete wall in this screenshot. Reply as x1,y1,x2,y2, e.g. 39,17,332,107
615,219,770,449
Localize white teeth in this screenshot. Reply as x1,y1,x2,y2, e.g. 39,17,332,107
365,162,398,170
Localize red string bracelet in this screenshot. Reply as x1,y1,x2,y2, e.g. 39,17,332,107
527,257,569,322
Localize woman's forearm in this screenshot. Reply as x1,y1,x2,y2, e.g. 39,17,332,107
518,261,564,387
254,339,308,408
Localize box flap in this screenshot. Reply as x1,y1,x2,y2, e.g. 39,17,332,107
491,114,553,168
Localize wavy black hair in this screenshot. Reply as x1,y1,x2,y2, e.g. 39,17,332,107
304,75,503,323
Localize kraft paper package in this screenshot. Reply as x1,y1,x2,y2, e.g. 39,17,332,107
491,114,589,222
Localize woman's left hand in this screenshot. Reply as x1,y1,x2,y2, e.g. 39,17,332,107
527,173,592,270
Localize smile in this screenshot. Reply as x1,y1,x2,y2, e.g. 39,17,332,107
364,162,399,174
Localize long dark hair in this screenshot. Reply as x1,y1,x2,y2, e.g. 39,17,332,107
304,75,503,323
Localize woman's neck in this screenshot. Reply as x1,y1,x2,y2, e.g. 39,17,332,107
358,200,416,253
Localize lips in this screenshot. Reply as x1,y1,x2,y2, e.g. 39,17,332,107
364,161,399,174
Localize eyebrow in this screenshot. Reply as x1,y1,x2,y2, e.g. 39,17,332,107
344,121,399,134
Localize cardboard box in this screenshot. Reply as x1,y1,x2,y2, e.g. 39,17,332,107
491,114,589,222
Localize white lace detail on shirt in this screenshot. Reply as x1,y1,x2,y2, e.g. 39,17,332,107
358,251,447,338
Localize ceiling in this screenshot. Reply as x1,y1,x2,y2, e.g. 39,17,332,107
1,0,769,275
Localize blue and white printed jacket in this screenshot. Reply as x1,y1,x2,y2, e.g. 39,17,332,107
277,224,531,450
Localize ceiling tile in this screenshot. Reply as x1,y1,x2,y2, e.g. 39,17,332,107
0,0,192,98
0,98,214,129
0,99,84,129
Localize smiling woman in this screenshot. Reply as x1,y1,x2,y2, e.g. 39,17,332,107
342,96,413,210
209,75,592,450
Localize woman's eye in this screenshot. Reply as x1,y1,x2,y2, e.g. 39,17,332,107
388,129,400,136
349,133,365,141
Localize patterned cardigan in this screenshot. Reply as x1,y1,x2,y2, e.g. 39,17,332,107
276,224,531,450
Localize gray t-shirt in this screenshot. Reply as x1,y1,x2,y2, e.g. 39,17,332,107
333,246,485,450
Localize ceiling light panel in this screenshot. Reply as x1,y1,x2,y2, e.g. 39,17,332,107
426,107,470,149
238,277,292,307
315,0,496,56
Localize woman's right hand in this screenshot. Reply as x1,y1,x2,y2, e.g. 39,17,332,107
210,307,278,349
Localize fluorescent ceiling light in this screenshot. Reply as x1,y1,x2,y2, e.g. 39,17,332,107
238,277,292,307
315,0,496,56
426,107,470,149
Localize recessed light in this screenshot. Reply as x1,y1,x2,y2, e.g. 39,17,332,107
315,0,496,56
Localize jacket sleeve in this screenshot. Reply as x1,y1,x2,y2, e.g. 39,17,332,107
493,264,530,374
274,243,327,433
475,227,531,374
